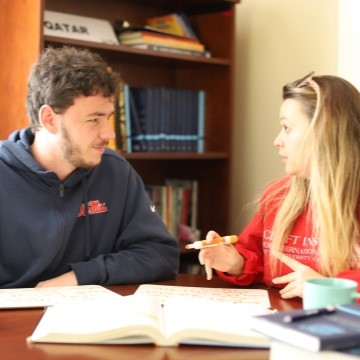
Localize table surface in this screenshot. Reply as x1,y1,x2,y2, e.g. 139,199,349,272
0,274,302,360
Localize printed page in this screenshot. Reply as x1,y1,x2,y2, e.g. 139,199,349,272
135,284,271,308
28,295,165,344
162,296,271,347
0,285,121,308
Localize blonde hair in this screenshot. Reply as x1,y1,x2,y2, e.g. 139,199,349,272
267,74,360,276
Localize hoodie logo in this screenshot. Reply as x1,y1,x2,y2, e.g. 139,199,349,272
78,200,108,217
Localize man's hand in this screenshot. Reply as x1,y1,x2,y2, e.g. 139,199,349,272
35,271,78,288
272,251,324,298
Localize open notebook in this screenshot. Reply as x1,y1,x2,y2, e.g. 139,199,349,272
0,285,121,308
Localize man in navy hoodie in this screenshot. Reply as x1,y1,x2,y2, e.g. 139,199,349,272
0,46,179,288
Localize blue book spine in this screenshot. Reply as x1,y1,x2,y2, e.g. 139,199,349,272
197,90,205,153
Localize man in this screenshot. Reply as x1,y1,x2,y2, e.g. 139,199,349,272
0,46,179,288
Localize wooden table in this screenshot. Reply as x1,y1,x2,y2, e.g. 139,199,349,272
0,274,302,360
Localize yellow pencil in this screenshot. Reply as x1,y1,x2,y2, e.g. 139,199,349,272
185,235,238,250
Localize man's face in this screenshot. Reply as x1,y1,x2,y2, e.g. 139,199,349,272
58,94,115,170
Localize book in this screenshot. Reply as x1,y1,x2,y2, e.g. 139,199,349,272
123,87,205,153
123,84,133,152
146,13,198,40
178,12,199,39
163,179,198,238
270,340,360,360
0,285,121,309
118,31,205,52
115,24,190,39
27,295,271,347
250,304,360,352
197,90,206,153
129,44,211,58
128,87,147,152
115,79,127,152
107,113,117,150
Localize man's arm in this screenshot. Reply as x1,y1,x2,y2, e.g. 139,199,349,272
35,271,78,287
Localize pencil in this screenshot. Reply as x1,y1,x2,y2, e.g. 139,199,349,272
185,235,238,250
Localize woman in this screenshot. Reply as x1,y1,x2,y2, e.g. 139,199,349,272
199,72,360,299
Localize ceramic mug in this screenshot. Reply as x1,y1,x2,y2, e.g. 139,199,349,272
303,278,360,309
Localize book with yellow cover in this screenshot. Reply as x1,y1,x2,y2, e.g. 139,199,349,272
146,12,198,40
27,295,271,347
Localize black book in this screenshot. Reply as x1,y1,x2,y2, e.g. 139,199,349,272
250,304,360,352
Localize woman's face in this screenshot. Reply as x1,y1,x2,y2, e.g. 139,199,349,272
274,99,311,178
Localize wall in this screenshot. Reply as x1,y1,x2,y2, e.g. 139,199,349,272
229,0,339,233
338,0,360,90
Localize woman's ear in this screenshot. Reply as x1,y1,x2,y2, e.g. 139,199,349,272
38,105,59,134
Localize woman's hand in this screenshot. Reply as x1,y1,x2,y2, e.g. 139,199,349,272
272,251,324,298
198,230,244,280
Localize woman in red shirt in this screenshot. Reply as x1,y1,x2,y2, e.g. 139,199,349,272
199,72,360,299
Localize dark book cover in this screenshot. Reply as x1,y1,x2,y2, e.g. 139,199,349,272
251,304,360,352
129,87,147,152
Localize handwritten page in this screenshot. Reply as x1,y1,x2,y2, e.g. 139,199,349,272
134,284,271,308
0,285,121,309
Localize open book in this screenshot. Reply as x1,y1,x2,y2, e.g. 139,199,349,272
27,295,271,347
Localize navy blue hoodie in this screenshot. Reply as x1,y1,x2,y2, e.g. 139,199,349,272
0,128,179,288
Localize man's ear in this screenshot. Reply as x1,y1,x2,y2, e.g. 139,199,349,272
38,105,59,134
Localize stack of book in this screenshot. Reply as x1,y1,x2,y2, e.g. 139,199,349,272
116,12,210,57
116,85,205,154
250,304,360,359
145,179,198,241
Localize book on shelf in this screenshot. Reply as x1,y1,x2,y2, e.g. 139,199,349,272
27,294,271,347
115,24,190,39
250,304,360,352
270,340,360,360
118,31,205,52
123,86,205,154
146,12,199,40
123,84,133,152
129,44,211,58
145,179,199,240
128,86,148,152
115,80,127,152
107,113,117,150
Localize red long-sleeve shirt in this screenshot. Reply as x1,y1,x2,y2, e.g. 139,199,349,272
217,178,360,291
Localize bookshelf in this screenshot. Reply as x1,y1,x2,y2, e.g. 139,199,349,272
0,0,239,273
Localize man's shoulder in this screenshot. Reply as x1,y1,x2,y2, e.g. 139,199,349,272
103,148,127,162
100,148,133,173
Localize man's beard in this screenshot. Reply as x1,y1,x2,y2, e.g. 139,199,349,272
60,124,99,170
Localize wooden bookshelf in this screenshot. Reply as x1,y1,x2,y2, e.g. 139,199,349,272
0,0,239,273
